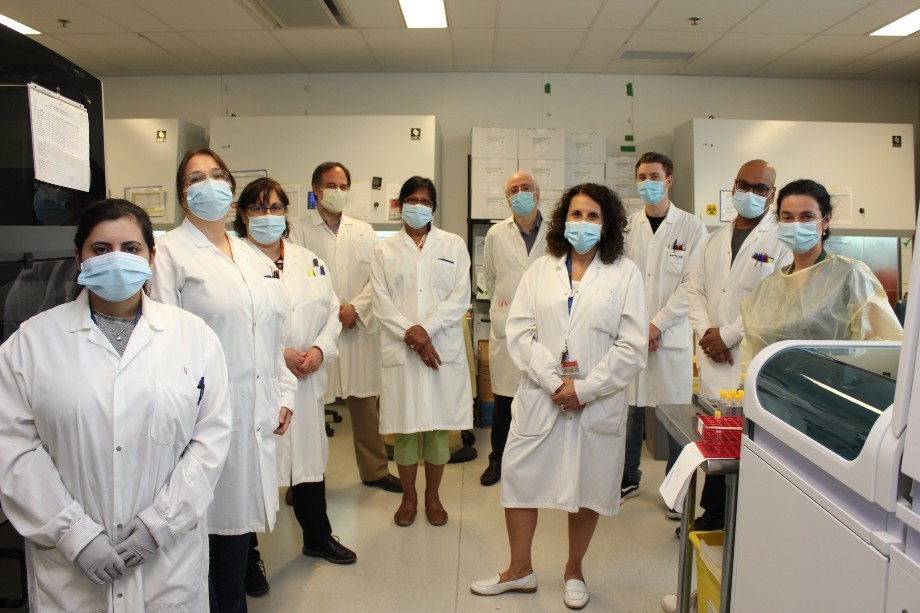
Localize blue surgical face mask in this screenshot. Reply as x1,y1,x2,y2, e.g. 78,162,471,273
564,221,602,255
248,215,287,245
732,190,768,219
186,178,233,221
78,252,152,303
402,203,433,229
636,180,666,205
778,218,824,254
509,191,536,216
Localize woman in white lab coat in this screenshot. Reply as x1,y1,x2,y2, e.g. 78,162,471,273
235,177,356,565
471,183,648,610
741,178,902,360
0,200,231,612
150,150,296,613
370,176,473,528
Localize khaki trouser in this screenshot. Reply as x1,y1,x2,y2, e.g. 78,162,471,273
344,395,389,481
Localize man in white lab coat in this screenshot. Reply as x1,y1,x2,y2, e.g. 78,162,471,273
622,152,707,504
289,162,401,493
685,158,792,530
479,171,549,486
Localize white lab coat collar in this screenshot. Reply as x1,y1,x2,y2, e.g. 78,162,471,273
550,251,609,290
396,224,444,249
309,208,354,229
67,290,168,367
635,201,678,228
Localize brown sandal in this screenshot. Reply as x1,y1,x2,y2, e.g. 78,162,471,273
425,506,448,526
394,504,417,527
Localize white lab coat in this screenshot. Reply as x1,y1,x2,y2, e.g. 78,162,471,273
501,253,648,516
0,291,231,613
624,205,707,406
687,214,792,400
289,211,380,402
483,215,548,396
244,239,342,485
150,219,297,534
370,225,473,434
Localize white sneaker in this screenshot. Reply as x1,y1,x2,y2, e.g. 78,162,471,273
563,579,589,610
661,591,697,613
666,507,682,520
470,571,537,596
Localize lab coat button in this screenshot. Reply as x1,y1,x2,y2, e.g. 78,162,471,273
256,374,260,379
116,593,123,599
116,446,122,451
116,523,123,529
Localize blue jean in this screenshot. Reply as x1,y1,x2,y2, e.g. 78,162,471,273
623,405,645,483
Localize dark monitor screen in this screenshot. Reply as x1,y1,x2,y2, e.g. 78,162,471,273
0,23,106,227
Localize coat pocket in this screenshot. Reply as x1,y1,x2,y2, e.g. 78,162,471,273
151,381,199,446
579,391,626,436
510,386,557,437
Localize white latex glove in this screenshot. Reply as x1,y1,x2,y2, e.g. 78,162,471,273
75,533,126,584
115,517,159,567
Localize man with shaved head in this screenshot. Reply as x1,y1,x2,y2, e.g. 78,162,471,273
479,171,549,486
683,159,792,533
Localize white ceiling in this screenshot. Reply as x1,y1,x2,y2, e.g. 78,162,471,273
5,0,920,79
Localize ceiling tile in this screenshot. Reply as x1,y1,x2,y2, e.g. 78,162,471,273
336,0,405,28
188,31,303,71
50,33,200,73
451,28,494,68
494,29,585,69
570,29,630,70
618,30,721,54
641,0,764,32
864,51,920,78
825,0,917,35
734,0,873,34
78,0,172,32
136,0,264,31
273,29,379,71
362,29,454,69
140,32,235,73
446,0,498,28
32,34,124,73
592,0,656,29
756,35,897,76
679,33,811,75
603,60,684,75
0,0,128,33
833,36,920,74
498,0,604,29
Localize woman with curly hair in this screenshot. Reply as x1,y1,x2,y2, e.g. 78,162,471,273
471,183,648,610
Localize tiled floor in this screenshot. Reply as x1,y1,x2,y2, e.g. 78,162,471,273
250,404,682,612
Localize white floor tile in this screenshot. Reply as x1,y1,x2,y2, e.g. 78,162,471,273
250,403,682,612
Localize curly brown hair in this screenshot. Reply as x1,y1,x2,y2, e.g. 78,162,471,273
545,183,627,264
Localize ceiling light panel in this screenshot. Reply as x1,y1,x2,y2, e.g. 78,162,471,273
0,13,40,34
871,7,920,36
398,0,447,28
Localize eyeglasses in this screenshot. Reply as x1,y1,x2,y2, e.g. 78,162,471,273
403,197,433,207
734,179,773,197
507,185,535,196
247,203,288,216
183,169,231,187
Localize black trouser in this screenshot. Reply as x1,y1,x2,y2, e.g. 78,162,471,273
292,479,332,548
487,394,514,465
699,474,726,523
209,533,250,613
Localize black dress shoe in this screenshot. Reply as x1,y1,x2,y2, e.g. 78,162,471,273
244,557,270,597
448,444,478,464
362,474,403,493
302,535,357,564
480,461,501,486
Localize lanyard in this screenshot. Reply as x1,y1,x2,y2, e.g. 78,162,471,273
565,253,574,314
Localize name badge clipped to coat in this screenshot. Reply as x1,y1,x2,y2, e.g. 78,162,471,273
560,341,580,377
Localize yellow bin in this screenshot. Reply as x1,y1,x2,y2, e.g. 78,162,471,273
689,530,724,613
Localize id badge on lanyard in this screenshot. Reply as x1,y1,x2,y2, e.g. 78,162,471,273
561,253,581,377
